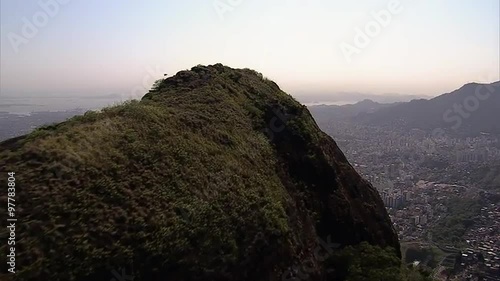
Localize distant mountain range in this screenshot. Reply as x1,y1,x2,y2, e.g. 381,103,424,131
308,99,396,121
295,92,428,105
309,81,500,137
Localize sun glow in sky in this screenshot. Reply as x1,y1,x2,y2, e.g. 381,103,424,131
1,0,499,99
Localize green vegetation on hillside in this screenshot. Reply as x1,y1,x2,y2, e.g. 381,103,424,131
403,245,445,269
431,197,482,247
326,242,433,281
0,64,399,281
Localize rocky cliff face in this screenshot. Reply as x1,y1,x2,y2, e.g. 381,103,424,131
0,64,399,281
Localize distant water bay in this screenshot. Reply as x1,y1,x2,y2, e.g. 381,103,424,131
0,96,125,114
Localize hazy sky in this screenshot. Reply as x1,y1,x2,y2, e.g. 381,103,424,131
1,0,499,99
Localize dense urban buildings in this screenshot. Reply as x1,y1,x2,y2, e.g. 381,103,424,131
312,117,500,280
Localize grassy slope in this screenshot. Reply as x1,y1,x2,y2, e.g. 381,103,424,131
0,64,399,281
